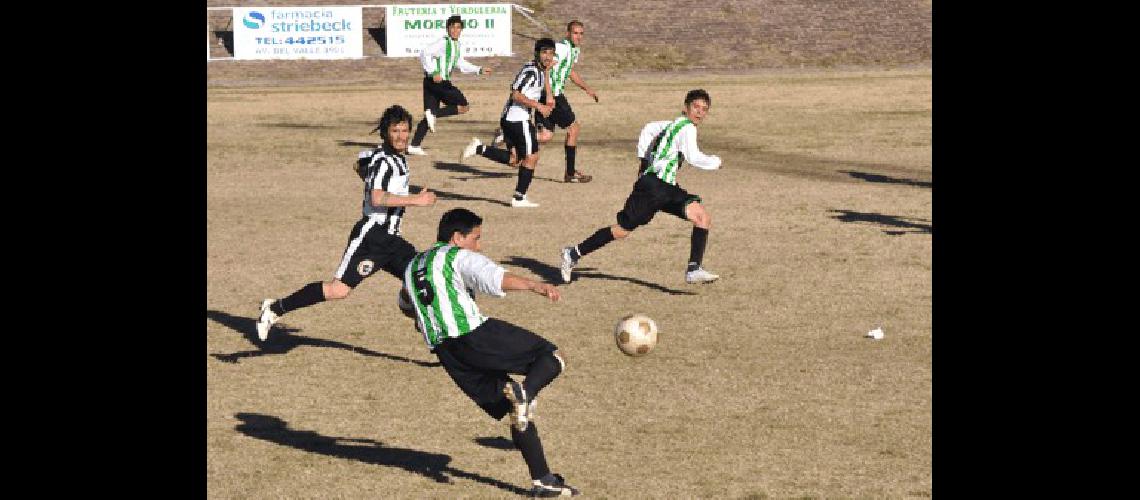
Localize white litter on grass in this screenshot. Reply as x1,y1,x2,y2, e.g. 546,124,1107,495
866,327,885,340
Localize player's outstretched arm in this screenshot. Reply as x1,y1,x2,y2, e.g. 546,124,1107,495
569,69,597,102
370,188,437,208
501,273,561,302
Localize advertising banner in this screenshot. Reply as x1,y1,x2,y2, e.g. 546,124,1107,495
385,4,512,58
233,7,364,60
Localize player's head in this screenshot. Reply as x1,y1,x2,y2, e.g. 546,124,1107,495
566,20,584,45
437,208,483,251
373,105,414,152
534,37,556,68
682,89,711,126
446,15,464,39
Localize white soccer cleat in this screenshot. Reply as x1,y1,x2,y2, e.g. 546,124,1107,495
256,299,279,341
406,145,427,156
460,137,482,162
559,246,577,283
424,109,436,133
685,267,720,284
510,196,540,208
492,131,505,146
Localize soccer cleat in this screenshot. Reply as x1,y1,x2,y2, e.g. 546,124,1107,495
563,171,592,183
685,267,720,284
492,130,505,146
531,473,581,497
559,246,577,283
503,380,530,431
511,196,540,208
406,145,427,156
256,299,279,341
461,137,482,162
424,109,436,133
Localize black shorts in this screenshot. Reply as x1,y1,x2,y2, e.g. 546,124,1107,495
422,76,469,111
434,318,558,420
616,174,702,231
334,217,417,287
500,118,539,159
535,94,576,130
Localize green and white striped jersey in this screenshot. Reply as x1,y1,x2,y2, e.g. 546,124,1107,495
404,242,507,348
550,39,579,97
419,36,481,81
638,117,722,185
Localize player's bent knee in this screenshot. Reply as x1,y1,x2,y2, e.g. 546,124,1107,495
324,281,353,300
457,105,469,113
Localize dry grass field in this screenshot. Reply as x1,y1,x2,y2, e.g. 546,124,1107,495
207,67,931,498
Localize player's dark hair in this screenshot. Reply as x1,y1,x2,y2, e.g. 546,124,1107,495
446,15,463,28
534,37,556,59
372,105,414,142
685,89,711,107
437,208,483,242
567,20,583,32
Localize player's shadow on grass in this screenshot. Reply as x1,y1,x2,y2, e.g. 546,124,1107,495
234,413,529,495
432,161,561,183
828,209,932,236
839,170,932,189
263,122,337,130
500,256,696,295
412,185,511,207
206,309,439,367
473,436,515,450
337,140,377,148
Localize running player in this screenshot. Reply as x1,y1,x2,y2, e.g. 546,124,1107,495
459,38,557,208
255,105,437,341
406,15,492,156
559,89,723,285
536,20,598,184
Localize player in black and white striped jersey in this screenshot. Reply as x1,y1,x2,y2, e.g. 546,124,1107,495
255,105,438,341
460,38,557,208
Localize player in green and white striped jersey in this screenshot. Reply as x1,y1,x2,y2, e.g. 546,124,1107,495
560,89,723,285
403,208,581,497
535,20,599,184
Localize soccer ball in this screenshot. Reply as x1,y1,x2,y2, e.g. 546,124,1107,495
397,286,416,319
614,314,658,356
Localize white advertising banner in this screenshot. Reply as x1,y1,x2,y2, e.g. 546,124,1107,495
233,7,364,60
385,4,512,58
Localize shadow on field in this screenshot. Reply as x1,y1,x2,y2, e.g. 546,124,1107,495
338,140,378,148
206,309,439,367
473,436,515,450
839,170,932,188
501,256,697,295
235,413,530,495
828,209,932,236
427,188,511,207
432,161,562,183
262,122,337,129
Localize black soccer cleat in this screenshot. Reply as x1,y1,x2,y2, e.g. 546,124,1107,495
531,473,581,497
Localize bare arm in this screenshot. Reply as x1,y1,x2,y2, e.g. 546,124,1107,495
370,189,437,208
501,272,560,302
511,89,553,117
569,69,597,102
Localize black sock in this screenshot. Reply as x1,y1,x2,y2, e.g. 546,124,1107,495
564,145,576,177
411,119,429,146
523,352,562,399
479,145,512,165
435,104,459,118
514,167,534,199
688,227,709,272
274,282,325,315
578,227,615,257
511,422,550,481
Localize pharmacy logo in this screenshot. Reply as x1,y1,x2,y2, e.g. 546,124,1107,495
242,11,266,29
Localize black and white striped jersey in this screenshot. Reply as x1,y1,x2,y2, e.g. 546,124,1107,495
360,145,411,235
501,61,545,122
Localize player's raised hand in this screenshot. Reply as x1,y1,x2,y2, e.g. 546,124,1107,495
587,89,599,103
417,188,437,206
